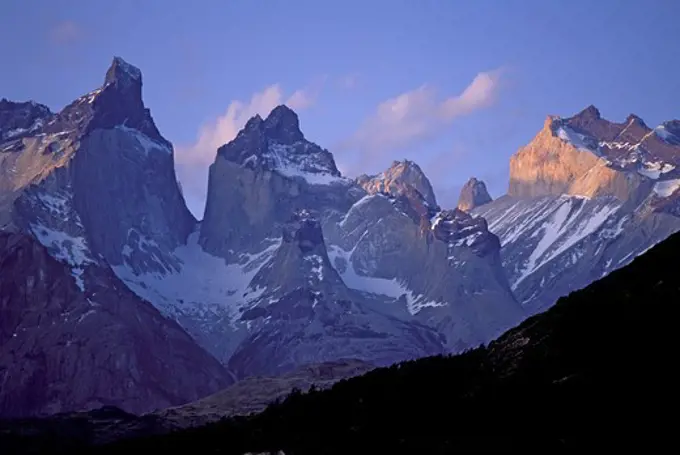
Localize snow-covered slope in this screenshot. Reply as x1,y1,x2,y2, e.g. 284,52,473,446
226,210,445,378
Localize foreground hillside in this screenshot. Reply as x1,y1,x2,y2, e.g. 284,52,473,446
3,229,677,453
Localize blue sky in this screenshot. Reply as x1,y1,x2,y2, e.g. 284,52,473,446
2,0,679,216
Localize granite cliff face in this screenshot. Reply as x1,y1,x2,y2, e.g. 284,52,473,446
0,232,229,418
114,105,522,372
2,59,523,408
474,105,680,311
1,56,194,273
0,58,231,417
200,105,359,260
227,210,445,378
323,188,522,351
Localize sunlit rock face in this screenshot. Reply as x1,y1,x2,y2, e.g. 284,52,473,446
476,105,680,312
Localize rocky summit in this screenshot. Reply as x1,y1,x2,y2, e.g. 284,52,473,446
457,177,492,212
0,57,229,417
474,105,680,312
2,58,679,422
357,159,439,209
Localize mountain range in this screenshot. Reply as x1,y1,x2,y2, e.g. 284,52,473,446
1,57,679,418
2,215,676,453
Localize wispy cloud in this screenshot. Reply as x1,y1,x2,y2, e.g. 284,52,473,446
175,83,320,217
339,73,359,90
286,89,315,110
49,21,82,45
286,75,325,110
340,68,505,173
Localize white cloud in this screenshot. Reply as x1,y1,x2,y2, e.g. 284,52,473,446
175,83,319,217
49,21,82,45
286,89,315,110
342,68,504,171
176,85,283,167
286,75,326,110
440,70,501,118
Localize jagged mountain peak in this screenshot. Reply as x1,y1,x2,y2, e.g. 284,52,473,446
574,104,602,121
245,210,346,299
561,105,654,140
510,104,680,200
264,104,301,135
387,159,428,178
625,113,648,128
234,105,303,145
243,113,264,131
357,159,438,209
656,120,680,146
1,56,193,282
457,177,492,212
35,56,170,148
263,104,304,144
431,208,499,254
215,106,343,186
104,56,143,89
0,99,53,141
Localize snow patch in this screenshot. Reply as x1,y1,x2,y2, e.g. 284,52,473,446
242,154,258,166
116,125,171,156
340,194,385,227
637,161,674,180
557,126,599,155
512,198,620,289
113,232,281,324
451,231,483,247
30,225,94,290
276,164,347,185
653,179,680,198
637,167,661,179
4,117,44,139
655,125,675,142
304,255,324,283
267,142,348,186
327,245,445,315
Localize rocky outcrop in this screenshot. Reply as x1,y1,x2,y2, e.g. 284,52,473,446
357,159,438,209
0,232,231,418
325,171,523,351
200,105,359,260
476,105,680,311
0,58,233,418
0,99,52,142
508,106,680,202
1,57,194,274
508,114,639,200
457,177,492,211
107,100,522,371
227,211,445,378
